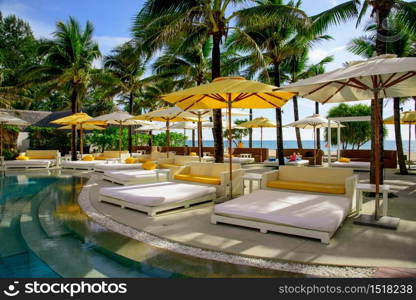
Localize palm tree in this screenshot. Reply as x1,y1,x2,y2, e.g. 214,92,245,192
104,41,148,153
24,17,100,160
348,17,414,174
315,0,416,182
133,0,308,163
226,0,312,164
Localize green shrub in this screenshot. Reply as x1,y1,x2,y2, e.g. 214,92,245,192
27,126,71,154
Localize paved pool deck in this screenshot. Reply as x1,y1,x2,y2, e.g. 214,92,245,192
83,169,416,275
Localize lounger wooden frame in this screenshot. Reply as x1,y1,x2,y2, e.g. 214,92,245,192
210,213,333,244
99,192,216,217
62,164,97,171
4,161,53,170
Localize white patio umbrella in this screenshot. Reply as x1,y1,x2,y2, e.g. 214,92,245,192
284,114,343,165
132,107,199,157
279,54,416,225
88,111,148,157
0,112,29,157
170,122,197,155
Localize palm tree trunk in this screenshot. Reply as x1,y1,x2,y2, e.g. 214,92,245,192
71,89,78,161
128,92,134,153
315,102,321,150
394,97,408,174
192,129,195,147
293,96,302,149
274,62,285,165
248,109,253,148
212,32,224,163
370,6,391,184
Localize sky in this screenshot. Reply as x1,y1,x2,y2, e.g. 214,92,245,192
0,0,414,141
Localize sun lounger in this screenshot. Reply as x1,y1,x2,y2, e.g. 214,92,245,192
94,163,143,172
102,169,168,185
61,160,107,170
4,159,53,169
331,161,370,170
99,181,216,216
211,189,352,244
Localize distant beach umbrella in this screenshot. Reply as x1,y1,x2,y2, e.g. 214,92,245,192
279,54,416,222
132,107,199,157
240,117,276,162
160,76,294,198
89,111,148,157
284,114,343,165
0,112,29,157
384,110,416,168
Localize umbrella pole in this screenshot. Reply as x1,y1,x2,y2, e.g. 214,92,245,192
0,123,3,157
166,121,170,158
373,89,381,220
313,125,316,166
260,126,263,163
80,125,84,157
119,122,122,159
198,116,202,162
184,128,186,155
228,100,233,199
409,123,411,169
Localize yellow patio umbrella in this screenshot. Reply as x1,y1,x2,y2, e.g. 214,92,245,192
132,107,199,157
384,110,416,167
161,76,294,198
51,112,106,156
239,117,276,162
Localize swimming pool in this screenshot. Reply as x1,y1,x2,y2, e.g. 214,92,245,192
0,173,304,278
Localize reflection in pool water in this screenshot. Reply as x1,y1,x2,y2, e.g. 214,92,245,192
0,174,304,278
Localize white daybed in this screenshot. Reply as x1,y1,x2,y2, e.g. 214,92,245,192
331,161,370,170
211,189,352,244
94,163,143,172
102,169,168,185
61,160,107,170
4,159,53,169
224,157,255,164
99,181,216,216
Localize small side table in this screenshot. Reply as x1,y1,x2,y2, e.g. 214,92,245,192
156,168,171,181
242,173,263,195
356,183,390,216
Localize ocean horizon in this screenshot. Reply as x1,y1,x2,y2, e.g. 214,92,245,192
186,140,416,152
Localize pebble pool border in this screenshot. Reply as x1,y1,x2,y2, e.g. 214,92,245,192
77,173,376,278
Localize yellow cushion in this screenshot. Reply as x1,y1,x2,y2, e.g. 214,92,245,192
125,157,138,164
95,156,108,160
189,152,197,156
159,163,181,169
267,180,345,194
82,155,94,161
224,154,234,158
174,174,221,185
142,161,157,170
339,157,351,163
16,155,29,160
138,157,150,163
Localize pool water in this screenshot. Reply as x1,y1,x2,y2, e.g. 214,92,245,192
0,173,304,278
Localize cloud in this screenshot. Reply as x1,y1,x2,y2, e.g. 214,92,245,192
309,45,346,64
329,0,338,7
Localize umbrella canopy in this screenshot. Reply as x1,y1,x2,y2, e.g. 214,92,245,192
0,112,29,157
283,114,344,129
89,111,148,156
170,122,197,130
201,121,245,129
384,111,416,167
58,124,105,130
279,54,416,221
239,117,276,162
135,124,166,131
161,76,294,198
132,107,199,156
51,112,107,156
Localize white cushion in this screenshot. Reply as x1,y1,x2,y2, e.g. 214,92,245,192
62,161,105,168
214,190,350,233
104,169,157,180
332,161,370,169
100,181,216,206
95,164,143,171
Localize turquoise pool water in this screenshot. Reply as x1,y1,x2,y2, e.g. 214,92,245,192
0,173,304,278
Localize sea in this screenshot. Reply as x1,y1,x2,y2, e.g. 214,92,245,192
186,140,416,152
